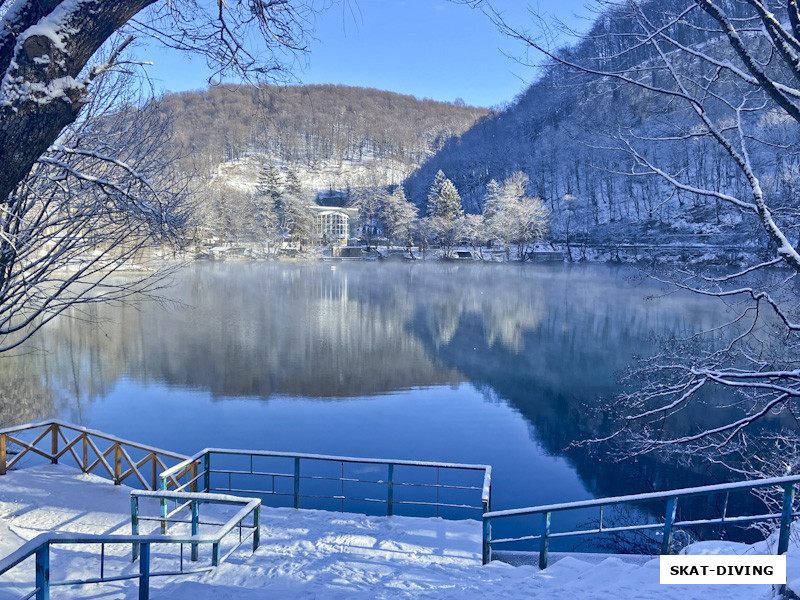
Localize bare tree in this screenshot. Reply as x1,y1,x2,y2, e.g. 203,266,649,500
0,0,317,349
0,0,314,203
0,67,188,352
484,171,549,260
481,0,800,457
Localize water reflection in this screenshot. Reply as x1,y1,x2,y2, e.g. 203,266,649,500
0,262,753,516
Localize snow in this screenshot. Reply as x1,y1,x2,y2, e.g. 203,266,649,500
211,153,413,195
0,464,795,599
0,0,88,108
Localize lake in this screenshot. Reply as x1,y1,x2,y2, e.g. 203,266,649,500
0,261,755,547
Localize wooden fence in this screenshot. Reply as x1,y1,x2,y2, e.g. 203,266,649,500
0,420,197,491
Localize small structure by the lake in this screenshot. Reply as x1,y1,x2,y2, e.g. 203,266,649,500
311,191,359,246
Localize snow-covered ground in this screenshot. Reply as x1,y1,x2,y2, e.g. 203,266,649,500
0,464,794,599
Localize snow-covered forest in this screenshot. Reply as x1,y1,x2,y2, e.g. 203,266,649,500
406,0,799,259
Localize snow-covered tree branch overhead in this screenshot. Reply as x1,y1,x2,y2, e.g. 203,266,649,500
0,65,190,352
474,0,800,461
0,0,315,351
0,0,314,206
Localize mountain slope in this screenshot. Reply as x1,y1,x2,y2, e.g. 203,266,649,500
158,84,491,178
404,0,793,255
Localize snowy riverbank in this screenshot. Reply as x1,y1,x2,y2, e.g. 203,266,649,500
0,464,797,599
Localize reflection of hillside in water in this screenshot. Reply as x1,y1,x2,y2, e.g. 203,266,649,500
0,357,54,427
409,266,786,504
4,261,771,504
3,260,784,527
7,263,723,410
12,263,466,403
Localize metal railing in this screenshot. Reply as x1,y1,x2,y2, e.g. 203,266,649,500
131,490,261,565
0,420,194,491
161,448,492,520
0,490,261,600
482,475,800,567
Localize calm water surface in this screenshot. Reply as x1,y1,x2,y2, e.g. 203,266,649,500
2,262,739,523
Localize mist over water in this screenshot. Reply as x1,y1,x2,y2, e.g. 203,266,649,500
0,262,749,521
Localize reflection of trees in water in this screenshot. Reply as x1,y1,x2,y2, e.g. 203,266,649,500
2,261,762,509
1,261,780,531
0,356,54,427
11,263,467,404
410,269,786,521
6,262,723,411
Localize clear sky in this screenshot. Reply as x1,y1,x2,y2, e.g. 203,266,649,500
139,0,593,108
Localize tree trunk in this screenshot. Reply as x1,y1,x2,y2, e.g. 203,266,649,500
0,0,156,202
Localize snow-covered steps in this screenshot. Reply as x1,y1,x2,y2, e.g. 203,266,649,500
0,464,793,599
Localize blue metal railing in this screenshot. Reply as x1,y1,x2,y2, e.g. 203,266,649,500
0,490,261,600
482,475,800,567
7,420,800,582
160,448,492,520
131,489,261,565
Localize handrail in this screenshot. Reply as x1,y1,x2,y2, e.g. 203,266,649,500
131,490,261,564
0,420,193,491
482,475,800,568
0,490,261,600
0,420,186,461
483,474,800,518
161,448,491,520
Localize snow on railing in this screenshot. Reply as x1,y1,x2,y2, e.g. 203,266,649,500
482,475,800,567
0,490,261,600
161,448,492,522
0,420,194,491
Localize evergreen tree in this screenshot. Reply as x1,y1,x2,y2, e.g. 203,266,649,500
426,171,464,256
256,163,282,209
427,170,463,220
426,170,448,218
276,168,313,248
482,179,502,223
381,185,418,249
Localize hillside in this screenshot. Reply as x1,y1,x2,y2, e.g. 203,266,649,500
158,84,490,181
403,0,795,258
154,84,490,243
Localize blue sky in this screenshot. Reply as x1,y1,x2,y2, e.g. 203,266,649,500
140,0,592,108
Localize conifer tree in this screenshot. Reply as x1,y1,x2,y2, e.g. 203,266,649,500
381,185,418,249
426,171,464,256
427,170,463,221
482,179,502,223
426,170,448,218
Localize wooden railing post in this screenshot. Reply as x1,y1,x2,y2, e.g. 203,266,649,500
138,543,150,600
539,511,551,570
779,483,795,555
203,453,210,492
82,435,88,473
191,500,199,562
387,464,394,516
190,462,198,493
151,456,158,492
50,425,58,464
661,497,678,555
35,544,49,600
114,444,122,485
0,434,6,475
131,495,140,561
293,457,301,509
